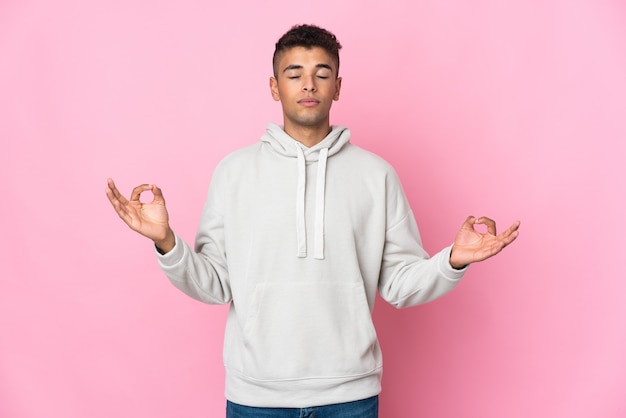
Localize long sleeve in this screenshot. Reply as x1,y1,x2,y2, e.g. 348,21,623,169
378,210,466,308
377,170,467,309
155,170,232,305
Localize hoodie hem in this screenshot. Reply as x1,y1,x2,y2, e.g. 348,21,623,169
224,366,382,408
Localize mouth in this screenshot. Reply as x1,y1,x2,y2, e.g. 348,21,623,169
298,98,320,107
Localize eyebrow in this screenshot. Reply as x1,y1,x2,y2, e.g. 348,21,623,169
282,63,333,73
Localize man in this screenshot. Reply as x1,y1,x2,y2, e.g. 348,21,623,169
106,24,520,418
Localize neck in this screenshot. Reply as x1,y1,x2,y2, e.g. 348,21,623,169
283,122,331,148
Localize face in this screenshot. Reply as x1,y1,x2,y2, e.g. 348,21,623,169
270,46,342,134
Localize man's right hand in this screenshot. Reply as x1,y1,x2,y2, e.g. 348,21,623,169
105,178,175,253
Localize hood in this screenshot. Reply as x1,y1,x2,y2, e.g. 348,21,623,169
261,122,350,161
261,123,351,260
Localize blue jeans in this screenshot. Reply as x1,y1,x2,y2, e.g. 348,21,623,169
226,395,378,418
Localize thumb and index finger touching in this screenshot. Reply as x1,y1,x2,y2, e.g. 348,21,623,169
130,183,165,204
461,215,496,234
107,178,165,205
462,215,521,240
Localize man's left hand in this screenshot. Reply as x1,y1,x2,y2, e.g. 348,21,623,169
449,216,520,269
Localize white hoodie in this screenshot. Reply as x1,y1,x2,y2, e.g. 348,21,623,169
157,123,467,408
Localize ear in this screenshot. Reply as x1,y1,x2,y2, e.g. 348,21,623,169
270,77,280,101
333,77,342,101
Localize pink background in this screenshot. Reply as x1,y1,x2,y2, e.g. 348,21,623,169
2,0,625,417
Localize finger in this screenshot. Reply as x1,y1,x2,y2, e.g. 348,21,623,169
105,180,122,206
503,230,519,246
151,184,166,204
106,178,117,199
476,216,497,235
105,187,118,207
106,178,129,205
499,221,521,245
497,232,518,250
461,215,476,229
130,184,153,202
106,189,132,223
499,220,521,238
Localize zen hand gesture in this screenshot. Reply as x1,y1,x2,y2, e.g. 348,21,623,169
449,216,520,269
105,178,175,253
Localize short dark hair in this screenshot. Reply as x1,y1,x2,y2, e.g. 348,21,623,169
273,24,342,78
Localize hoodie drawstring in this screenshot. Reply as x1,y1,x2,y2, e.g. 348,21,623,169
295,145,329,260
314,148,328,259
295,146,307,258
262,123,349,260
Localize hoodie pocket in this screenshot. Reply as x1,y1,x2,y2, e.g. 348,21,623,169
241,281,379,381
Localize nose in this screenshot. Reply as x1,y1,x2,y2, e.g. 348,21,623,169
302,76,316,92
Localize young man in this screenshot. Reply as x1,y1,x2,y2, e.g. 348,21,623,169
106,24,520,418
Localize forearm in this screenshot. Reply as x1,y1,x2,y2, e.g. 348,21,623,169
156,233,232,305
379,246,467,309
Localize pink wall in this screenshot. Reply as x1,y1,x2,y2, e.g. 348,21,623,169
2,1,625,417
